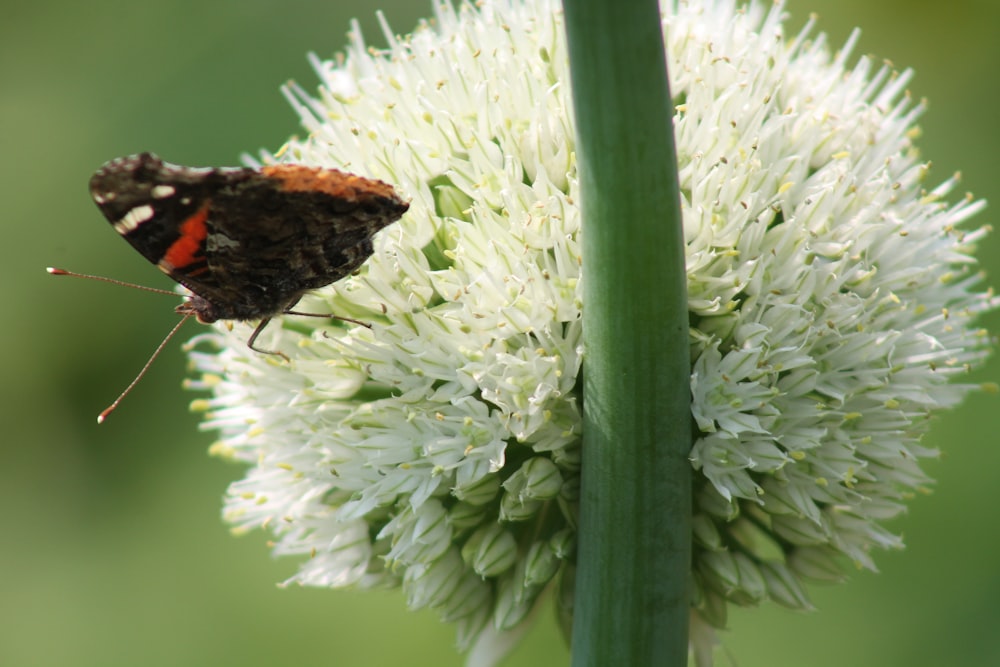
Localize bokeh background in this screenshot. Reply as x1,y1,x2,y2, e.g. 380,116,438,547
3,1,998,665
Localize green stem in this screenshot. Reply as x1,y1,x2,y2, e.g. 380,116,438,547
562,1,691,665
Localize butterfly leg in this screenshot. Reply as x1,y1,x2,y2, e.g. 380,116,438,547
284,310,372,329
245,312,372,362
246,318,290,361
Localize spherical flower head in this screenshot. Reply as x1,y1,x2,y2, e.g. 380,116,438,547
185,0,996,662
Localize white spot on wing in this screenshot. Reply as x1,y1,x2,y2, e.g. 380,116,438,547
113,204,154,234
151,185,176,199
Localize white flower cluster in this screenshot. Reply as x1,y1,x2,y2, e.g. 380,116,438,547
186,0,995,660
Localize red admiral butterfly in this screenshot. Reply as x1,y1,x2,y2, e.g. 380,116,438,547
51,152,409,422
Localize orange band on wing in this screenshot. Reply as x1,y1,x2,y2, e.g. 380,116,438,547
161,202,210,271
260,164,400,200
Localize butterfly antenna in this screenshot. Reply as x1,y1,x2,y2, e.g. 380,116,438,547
47,267,180,297
98,314,193,424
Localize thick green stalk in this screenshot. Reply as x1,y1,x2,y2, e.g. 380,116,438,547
562,1,691,665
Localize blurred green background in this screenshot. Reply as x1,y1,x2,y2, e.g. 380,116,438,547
3,1,997,665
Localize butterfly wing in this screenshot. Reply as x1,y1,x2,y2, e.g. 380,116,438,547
90,153,408,322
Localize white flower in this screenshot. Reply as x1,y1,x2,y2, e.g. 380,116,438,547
186,0,996,663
